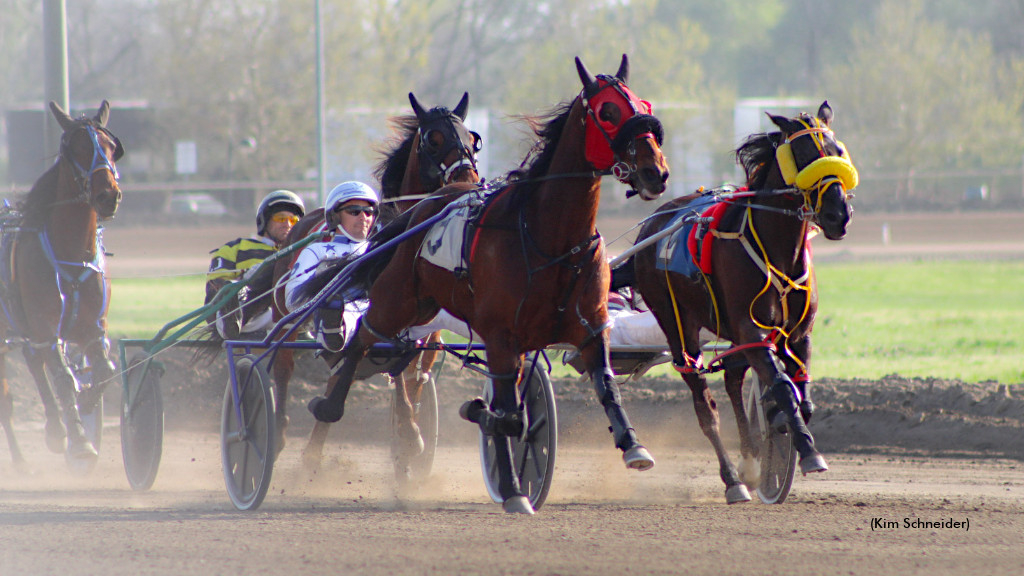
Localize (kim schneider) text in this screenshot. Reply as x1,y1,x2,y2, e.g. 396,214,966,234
871,517,969,531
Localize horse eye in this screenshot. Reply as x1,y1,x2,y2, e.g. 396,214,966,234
421,129,442,152
470,131,483,153
598,102,621,124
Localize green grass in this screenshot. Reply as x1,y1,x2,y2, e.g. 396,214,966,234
812,260,1024,384
108,275,207,341
108,260,1024,384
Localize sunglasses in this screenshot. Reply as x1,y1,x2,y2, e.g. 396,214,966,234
271,213,300,225
336,205,377,217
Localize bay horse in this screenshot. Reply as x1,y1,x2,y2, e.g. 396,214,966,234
0,100,124,464
304,54,670,513
267,93,481,468
625,102,855,503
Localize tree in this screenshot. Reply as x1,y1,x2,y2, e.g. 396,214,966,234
822,0,1024,208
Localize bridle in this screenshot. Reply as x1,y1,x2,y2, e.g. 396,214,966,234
416,111,481,188
58,123,123,211
580,75,664,191
775,116,857,223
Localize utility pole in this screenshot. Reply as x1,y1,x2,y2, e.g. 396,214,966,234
43,0,69,158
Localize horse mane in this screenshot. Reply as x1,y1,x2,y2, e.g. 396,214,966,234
19,161,61,223
504,100,575,204
373,115,419,201
735,131,786,191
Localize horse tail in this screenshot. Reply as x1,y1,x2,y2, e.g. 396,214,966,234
190,324,223,365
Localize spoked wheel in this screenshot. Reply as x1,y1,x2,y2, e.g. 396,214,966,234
479,358,557,510
744,371,796,504
221,354,276,511
120,352,165,491
390,372,439,486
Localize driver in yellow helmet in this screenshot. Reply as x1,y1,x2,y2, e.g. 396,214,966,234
206,189,305,339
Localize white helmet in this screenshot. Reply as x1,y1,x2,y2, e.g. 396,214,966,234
256,189,305,235
325,181,379,214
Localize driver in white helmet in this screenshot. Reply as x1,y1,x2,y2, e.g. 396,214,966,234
207,189,305,339
285,181,380,351
286,181,478,353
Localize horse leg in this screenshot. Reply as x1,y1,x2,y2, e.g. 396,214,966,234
23,346,66,453
459,348,532,514
782,336,815,424
39,343,97,460
578,334,654,470
723,364,759,488
79,336,117,413
748,346,827,475
0,356,26,465
271,347,296,456
300,355,343,472
680,366,751,504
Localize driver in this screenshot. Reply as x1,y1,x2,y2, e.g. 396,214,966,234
285,181,380,351
285,181,475,352
206,189,304,339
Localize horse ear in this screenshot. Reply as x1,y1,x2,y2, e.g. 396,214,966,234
409,92,427,122
767,111,801,135
95,100,111,127
615,54,629,84
49,100,76,132
575,57,598,97
817,101,833,127
453,92,469,121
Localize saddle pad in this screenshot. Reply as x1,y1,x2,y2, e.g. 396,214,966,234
419,201,474,272
686,201,731,274
655,196,720,278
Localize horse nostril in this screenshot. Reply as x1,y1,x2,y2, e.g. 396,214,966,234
661,169,670,184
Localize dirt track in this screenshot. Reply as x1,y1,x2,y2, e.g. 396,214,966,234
2,212,1024,575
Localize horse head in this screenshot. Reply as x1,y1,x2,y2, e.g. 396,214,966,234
50,100,124,220
767,101,855,240
409,92,481,188
575,54,669,200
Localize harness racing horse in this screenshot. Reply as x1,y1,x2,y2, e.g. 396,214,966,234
267,93,481,469
625,102,855,503
305,55,670,513
0,100,124,465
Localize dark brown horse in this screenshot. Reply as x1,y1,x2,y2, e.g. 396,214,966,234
0,100,124,464
624,102,855,503
267,93,481,468
304,55,670,513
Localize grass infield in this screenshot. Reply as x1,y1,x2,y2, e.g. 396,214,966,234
107,260,1024,385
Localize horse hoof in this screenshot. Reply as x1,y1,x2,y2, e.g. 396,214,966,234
67,438,99,460
502,496,535,515
800,453,829,475
307,397,342,423
623,446,655,471
458,397,486,423
725,483,752,504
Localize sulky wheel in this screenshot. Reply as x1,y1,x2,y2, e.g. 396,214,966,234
479,357,557,510
390,371,439,486
744,371,797,504
120,352,165,490
221,354,276,511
